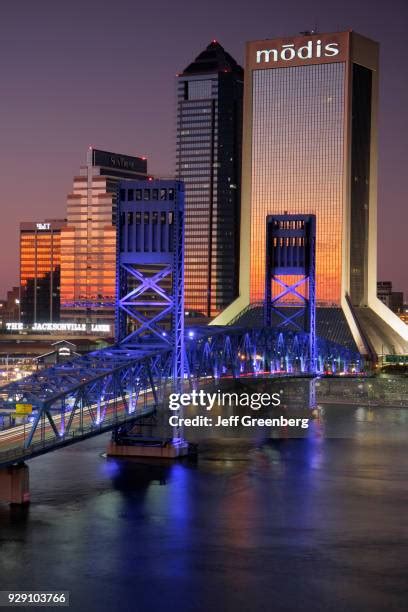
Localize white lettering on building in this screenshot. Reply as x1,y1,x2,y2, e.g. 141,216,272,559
6,322,24,331
90,324,111,333
5,322,111,333
32,323,86,332
256,40,340,64
36,223,51,230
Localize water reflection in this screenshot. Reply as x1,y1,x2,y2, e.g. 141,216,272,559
0,397,407,612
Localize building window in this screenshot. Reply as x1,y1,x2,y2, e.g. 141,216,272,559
186,80,213,100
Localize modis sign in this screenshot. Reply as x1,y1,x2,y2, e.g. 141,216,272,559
248,32,349,70
256,40,339,64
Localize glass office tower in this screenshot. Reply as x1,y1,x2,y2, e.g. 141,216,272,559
60,148,147,326
176,41,243,318
213,31,408,356
251,62,345,305
20,219,66,324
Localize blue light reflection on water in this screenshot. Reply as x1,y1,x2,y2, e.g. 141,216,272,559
0,403,407,612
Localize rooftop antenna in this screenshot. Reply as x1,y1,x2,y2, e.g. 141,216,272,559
299,27,318,35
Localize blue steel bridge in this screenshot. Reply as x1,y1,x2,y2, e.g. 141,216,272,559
0,325,361,468
0,189,362,482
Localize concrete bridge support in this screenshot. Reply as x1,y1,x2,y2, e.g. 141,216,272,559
107,439,190,459
0,463,30,504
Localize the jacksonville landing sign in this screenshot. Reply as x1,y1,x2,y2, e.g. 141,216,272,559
256,39,339,63
4,322,111,334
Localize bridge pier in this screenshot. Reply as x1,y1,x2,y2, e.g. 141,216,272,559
108,413,192,460
0,463,30,505
107,439,190,459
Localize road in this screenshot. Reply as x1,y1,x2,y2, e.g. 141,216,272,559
0,391,157,465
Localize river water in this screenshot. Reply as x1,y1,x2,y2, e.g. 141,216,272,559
1,395,408,612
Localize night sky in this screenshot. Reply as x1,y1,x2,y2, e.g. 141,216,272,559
0,0,407,297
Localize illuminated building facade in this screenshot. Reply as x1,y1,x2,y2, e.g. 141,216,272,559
213,31,408,356
60,148,147,326
20,219,66,324
176,41,243,318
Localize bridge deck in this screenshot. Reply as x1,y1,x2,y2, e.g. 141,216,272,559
0,326,361,467
0,342,172,468
0,405,156,468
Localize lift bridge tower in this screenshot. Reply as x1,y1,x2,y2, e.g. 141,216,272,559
264,214,316,373
116,179,185,385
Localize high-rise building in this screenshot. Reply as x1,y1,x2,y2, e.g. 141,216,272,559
176,41,243,318
60,148,147,326
20,219,66,324
0,286,20,326
213,31,408,356
377,281,404,313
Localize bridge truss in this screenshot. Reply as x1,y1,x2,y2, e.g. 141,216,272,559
0,326,361,467
186,326,360,379
0,345,172,467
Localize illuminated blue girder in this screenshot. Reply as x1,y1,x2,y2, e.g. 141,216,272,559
0,343,173,466
185,326,357,380
115,180,185,389
0,325,361,467
264,215,316,373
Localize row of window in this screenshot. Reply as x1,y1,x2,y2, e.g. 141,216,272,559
177,141,215,148
177,131,214,137
179,129,212,136
178,108,214,115
120,211,174,226
176,155,212,161
177,118,214,125
177,144,216,150
119,188,176,202
178,170,212,176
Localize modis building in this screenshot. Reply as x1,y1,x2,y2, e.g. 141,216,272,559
213,31,408,357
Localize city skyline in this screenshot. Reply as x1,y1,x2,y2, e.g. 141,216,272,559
0,0,407,298
1,4,407,610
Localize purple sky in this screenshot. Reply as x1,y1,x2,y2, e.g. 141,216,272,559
0,0,407,298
